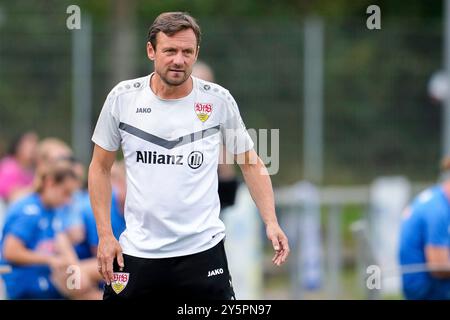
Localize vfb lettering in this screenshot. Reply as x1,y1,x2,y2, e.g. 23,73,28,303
113,273,129,283
195,103,212,113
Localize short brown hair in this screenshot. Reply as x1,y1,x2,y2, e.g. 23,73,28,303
147,12,201,49
37,138,72,165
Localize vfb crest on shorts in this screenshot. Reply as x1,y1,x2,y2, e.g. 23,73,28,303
111,272,129,294
195,103,212,122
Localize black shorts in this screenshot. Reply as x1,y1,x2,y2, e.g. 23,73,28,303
103,240,236,300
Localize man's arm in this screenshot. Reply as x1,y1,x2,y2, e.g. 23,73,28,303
425,246,450,278
237,149,289,266
54,233,79,266
88,144,123,285
2,235,69,272
3,235,54,266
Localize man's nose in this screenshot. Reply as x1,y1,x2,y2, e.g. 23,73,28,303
172,52,184,66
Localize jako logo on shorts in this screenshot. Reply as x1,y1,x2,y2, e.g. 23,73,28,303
207,268,223,277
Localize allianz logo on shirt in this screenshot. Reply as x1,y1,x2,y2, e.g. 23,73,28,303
207,268,224,277
136,150,203,169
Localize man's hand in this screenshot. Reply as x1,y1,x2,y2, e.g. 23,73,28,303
266,223,290,266
47,255,72,272
97,234,124,285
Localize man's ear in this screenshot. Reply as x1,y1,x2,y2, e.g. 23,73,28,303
147,42,156,61
195,46,200,61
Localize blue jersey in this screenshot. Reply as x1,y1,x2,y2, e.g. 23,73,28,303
67,190,92,259
399,185,450,300
0,193,64,299
56,191,85,233
74,190,126,259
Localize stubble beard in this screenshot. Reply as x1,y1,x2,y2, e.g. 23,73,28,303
158,68,191,87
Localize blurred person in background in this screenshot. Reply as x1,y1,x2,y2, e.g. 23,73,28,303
35,138,85,246
16,138,106,299
44,158,104,300
0,131,38,203
0,160,78,299
89,12,289,300
35,138,73,173
75,160,126,260
62,158,91,259
45,161,128,300
192,61,239,211
399,156,450,300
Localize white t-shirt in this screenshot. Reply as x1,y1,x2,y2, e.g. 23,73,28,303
92,73,254,258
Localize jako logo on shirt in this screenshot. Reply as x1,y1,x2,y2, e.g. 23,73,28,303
136,107,151,113
208,268,224,277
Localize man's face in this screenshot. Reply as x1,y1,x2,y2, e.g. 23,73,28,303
147,28,199,86
45,178,76,207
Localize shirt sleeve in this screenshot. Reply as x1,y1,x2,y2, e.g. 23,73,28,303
424,204,450,247
91,88,121,151
5,212,39,247
220,91,254,155
56,204,84,232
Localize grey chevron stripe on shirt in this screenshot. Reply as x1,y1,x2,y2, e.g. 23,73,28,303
118,122,221,149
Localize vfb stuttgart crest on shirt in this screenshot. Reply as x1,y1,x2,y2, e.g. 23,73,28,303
195,103,212,122
111,272,130,294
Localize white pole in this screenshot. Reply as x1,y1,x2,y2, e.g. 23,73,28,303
303,17,324,184
72,14,92,164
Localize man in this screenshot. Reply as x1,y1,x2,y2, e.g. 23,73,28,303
89,12,289,300
399,157,450,299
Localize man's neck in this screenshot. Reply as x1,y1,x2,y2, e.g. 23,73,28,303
150,73,193,99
